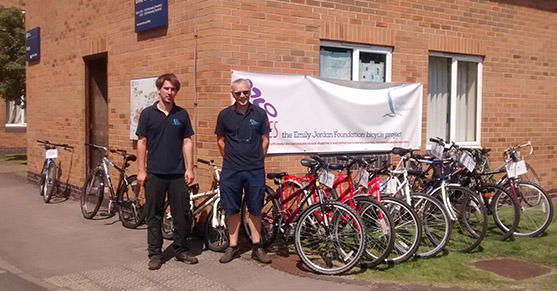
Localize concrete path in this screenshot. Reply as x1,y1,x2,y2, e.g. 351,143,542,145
0,163,464,291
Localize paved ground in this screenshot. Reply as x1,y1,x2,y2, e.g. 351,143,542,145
0,158,467,291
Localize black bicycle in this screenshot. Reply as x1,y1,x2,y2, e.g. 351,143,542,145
37,140,74,203
81,143,146,229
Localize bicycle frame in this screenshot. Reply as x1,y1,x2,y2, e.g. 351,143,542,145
191,162,223,229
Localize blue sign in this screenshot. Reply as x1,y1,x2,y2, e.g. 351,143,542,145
135,0,168,32
25,27,40,61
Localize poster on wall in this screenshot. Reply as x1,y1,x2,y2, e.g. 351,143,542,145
231,71,423,154
130,77,158,140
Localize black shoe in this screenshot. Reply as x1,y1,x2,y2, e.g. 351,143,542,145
148,256,162,270
175,252,199,264
251,248,272,264
219,246,239,264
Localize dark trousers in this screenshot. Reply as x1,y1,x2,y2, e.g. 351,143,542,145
145,173,191,258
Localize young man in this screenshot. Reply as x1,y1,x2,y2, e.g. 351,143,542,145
215,78,271,264
136,73,198,270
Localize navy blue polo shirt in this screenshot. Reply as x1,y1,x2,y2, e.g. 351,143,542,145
215,103,271,170
136,102,194,175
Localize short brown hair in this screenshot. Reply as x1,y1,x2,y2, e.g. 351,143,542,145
156,73,181,91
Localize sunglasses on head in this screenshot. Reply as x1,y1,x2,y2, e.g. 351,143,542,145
232,90,251,96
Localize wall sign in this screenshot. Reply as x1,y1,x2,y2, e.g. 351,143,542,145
135,0,168,32
130,77,158,140
25,27,40,61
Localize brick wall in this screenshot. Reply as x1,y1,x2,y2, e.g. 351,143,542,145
15,0,557,193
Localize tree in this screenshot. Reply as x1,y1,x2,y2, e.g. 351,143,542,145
0,6,25,106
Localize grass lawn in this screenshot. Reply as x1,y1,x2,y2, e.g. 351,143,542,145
0,152,27,176
350,200,556,290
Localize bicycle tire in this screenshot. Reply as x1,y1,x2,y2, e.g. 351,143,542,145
480,184,520,241
519,163,541,186
352,196,395,268
410,193,452,258
162,200,174,240
38,165,46,197
117,175,146,229
436,185,487,253
43,162,57,203
381,197,422,264
205,205,229,252
81,167,104,219
508,182,553,237
241,185,279,248
294,201,366,275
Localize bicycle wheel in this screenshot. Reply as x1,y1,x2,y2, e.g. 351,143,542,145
81,167,104,219
43,162,57,203
205,204,229,252
381,197,422,264
352,196,395,268
411,193,451,258
117,175,146,229
479,184,520,241
510,182,553,237
241,185,279,248
294,201,366,275
162,200,174,240
519,163,541,186
440,186,488,253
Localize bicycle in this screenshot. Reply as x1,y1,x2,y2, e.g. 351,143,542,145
475,143,553,237
37,140,74,203
81,143,146,229
414,138,488,253
242,156,367,275
161,158,229,252
327,155,413,265
378,147,452,258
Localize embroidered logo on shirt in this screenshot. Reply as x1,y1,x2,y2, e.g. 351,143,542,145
249,119,260,127
172,118,182,126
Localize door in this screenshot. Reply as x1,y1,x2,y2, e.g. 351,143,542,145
84,53,108,173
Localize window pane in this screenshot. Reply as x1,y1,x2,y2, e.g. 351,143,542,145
320,46,352,80
427,56,451,141
359,52,385,82
5,100,26,124
455,61,477,142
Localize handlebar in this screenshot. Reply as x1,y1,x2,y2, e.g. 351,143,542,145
197,158,215,166
37,140,74,150
85,143,135,161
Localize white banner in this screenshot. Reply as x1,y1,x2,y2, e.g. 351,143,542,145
232,71,423,154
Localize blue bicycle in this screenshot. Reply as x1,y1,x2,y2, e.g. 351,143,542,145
37,140,74,203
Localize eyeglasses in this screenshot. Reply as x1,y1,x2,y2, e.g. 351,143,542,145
232,90,251,97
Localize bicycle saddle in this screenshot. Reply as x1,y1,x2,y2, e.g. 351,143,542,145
392,147,412,156
124,153,137,162
267,172,287,179
300,158,318,168
328,163,344,171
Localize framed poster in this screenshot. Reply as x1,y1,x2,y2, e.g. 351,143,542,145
130,77,158,139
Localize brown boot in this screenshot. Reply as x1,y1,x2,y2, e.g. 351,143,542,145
219,246,240,264
251,247,272,264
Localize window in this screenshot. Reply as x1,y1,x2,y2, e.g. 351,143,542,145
5,100,26,127
320,41,392,82
427,52,482,145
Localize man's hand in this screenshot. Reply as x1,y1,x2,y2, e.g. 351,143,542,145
185,168,195,185
137,170,147,186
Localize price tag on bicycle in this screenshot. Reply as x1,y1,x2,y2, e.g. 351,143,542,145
431,142,444,159
319,169,335,189
45,149,58,159
506,160,527,178
358,169,369,188
459,151,476,172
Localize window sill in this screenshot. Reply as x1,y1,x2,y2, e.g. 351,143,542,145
5,123,27,133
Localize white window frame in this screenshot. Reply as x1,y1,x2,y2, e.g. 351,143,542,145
320,40,392,82
428,51,482,148
5,100,27,128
